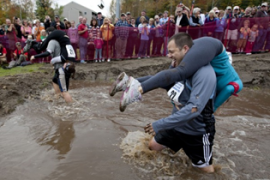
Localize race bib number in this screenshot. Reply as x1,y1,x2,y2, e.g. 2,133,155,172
167,82,184,106
66,45,75,58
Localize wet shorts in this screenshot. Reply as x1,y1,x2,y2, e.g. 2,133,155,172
52,68,71,92
154,129,215,168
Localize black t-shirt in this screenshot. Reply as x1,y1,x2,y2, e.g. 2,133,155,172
15,24,22,38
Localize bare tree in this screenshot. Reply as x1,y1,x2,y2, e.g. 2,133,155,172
109,0,116,23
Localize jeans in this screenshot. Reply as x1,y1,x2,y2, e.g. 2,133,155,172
94,48,102,59
253,29,267,51
79,37,88,60
138,40,148,57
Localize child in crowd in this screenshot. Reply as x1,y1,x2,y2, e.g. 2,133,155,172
88,19,100,61
237,20,250,53
215,10,226,41
245,24,258,55
40,30,47,41
67,20,79,60
100,18,114,62
94,32,103,62
138,19,150,59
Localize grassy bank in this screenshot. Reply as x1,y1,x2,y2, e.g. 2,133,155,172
0,63,45,77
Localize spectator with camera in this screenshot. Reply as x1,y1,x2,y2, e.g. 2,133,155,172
44,16,52,29
13,17,22,39
174,6,190,34
51,15,65,30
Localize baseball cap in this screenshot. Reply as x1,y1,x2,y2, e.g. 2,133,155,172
262,2,268,6
121,13,126,17
55,15,59,18
154,15,159,19
233,6,239,10
226,6,232,10
64,18,68,21
215,10,220,13
97,12,102,14
126,12,131,15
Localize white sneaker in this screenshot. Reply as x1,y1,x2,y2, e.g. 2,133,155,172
120,77,142,112
138,57,141,59
107,59,110,62
102,58,105,62
99,60,101,62
95,60,98,63
246,53,252,55
109,72,129,96
80,60,87,64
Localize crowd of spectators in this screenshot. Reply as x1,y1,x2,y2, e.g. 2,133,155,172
0,2,270,66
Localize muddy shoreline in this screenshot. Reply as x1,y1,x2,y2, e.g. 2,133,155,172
0,55,269,116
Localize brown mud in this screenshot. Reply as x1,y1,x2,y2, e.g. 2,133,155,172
0,54,269,116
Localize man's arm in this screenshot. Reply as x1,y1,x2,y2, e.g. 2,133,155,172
152,65,216,133
33,51,50,58
78,25,87,35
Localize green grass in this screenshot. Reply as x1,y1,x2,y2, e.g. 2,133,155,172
0,63,45,77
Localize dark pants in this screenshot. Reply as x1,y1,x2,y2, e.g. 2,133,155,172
215,32,224,42
152,37,163,56
253,29,267,51
125,36,137,57
138,40,148,57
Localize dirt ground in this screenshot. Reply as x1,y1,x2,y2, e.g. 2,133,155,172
0,55,269,116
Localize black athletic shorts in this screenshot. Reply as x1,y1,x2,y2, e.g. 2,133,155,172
52,68,71,92
155,129,215,167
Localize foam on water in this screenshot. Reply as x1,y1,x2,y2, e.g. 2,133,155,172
120,131,228,180
40,89,93,122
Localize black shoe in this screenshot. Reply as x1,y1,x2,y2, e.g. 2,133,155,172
2,66,11,69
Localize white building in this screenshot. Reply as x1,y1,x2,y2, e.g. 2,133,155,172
62,1,99,24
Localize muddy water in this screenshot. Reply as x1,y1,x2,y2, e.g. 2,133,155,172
0,82,269,180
